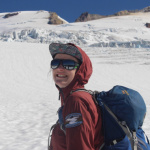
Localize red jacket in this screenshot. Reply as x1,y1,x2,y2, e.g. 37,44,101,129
50,44,104,150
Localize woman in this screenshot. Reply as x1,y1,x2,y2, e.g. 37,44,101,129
48,43,104,150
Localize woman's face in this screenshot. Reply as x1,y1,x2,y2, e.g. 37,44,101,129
52,54,79,88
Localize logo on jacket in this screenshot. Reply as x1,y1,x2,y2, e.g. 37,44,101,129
65,113,83,128
122,90,129,95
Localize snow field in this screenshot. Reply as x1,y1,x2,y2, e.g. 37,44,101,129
0,42,150,150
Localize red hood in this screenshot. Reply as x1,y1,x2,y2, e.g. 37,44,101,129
58,44,93,105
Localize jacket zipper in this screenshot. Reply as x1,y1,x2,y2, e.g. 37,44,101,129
58,87,65,104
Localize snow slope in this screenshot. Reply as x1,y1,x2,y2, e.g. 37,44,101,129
0,42,150,150
0,11,150,150
0,11,68,30
0,11,150,47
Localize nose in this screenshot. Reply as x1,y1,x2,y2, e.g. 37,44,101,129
57,63,65,70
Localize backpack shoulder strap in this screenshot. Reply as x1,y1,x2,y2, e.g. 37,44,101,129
70,89,100,104
70,88,94,95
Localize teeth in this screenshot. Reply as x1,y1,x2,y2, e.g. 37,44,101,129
57,75,66,77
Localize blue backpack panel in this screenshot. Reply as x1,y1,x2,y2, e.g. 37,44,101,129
95,85,150,150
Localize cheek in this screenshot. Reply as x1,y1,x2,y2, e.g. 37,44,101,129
69,70,76,80
52,70,55,79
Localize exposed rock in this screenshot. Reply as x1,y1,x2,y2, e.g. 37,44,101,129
114,10,130,16
75,6,150,23
3,12,19,18
75,11,130,22
141,6,150,12
128,9,140,13
48,12,63,25
146,23,150,28
75,12,105,22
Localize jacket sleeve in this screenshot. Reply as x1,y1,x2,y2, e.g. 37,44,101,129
64,94,99,150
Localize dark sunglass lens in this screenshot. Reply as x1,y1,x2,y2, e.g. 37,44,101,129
63,60,75,70
51,60,60,69
51,59,79,70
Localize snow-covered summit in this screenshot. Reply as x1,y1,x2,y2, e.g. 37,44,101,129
0,10,68,31
0,11,150,48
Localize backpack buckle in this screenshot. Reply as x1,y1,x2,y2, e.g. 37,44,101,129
133,131,138,144
132,131,138,150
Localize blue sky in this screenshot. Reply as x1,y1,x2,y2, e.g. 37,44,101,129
0,0,150,22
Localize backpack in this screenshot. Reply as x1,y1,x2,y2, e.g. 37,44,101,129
67,85,150,150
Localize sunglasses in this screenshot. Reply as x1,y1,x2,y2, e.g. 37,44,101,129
51,59,80,70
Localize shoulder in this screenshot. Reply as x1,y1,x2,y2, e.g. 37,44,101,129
63,91,101,129
68,91,94,105
65,90,98,113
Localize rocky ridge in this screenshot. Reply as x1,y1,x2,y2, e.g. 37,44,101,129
75,12,105,22
75,6,150,22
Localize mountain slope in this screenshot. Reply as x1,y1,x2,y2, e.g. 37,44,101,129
0,11,68,31
0,11,150,48
74,6,150,22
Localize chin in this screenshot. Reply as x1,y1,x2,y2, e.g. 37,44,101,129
55,80,71,88
57,83,68,88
